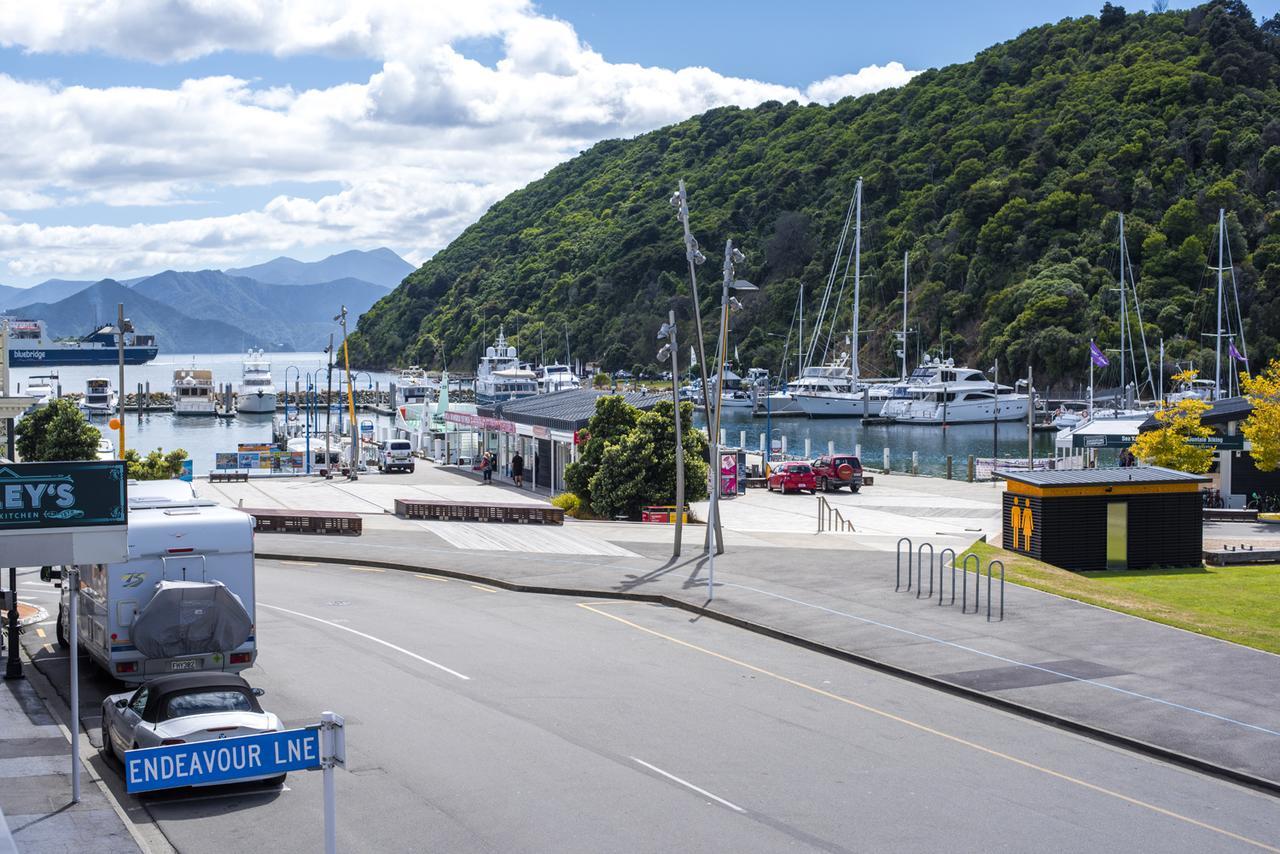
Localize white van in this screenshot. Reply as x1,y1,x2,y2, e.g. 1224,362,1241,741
51,480,257,684
378,439,415,473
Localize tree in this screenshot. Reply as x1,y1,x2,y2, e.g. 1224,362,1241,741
1240,359,1280,471
564,395,639,510
123,448,189,480
14,399,100,462
1129,377,1215,473
1100,3,1126,28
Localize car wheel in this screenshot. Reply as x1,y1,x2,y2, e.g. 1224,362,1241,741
851,486,860,494
101,720,116,763
56,605,69,649
820,477,829,492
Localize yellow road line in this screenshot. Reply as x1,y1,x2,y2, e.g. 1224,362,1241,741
35,627,45,638
351,566,385,573
415,574,448,582
577,602,1279,853
470,584,498,593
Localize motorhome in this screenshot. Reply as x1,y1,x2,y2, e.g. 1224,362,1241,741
50,480,257,683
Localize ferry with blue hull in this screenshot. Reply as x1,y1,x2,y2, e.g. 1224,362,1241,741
3,319,158,366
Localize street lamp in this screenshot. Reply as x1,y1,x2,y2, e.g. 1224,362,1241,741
705,239,757,598
334,307,359,479
284,365,301,420
657,311,683,557
110,305,134,457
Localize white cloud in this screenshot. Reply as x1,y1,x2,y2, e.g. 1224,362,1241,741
0,2,921,283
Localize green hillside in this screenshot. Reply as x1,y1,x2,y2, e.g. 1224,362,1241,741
350,1,1280,387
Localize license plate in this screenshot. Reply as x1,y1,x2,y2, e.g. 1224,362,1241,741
169,659,201,672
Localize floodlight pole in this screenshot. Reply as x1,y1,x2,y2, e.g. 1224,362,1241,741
661,311,684,557
117,303,126,456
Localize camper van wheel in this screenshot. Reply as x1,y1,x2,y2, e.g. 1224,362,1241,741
56,605,69,649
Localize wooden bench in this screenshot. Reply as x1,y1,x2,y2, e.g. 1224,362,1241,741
1202,508,1258,522
240,507,362,536
394,498,564,525
209,471,249,483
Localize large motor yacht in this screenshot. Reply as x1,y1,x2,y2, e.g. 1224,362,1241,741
172,368,216,416
474,330,539,405
236,349,278,414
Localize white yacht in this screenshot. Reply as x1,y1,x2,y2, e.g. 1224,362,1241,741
80,377,116,415
95,436,116,461
887,372,1030,424
789,357,890,418
474,330,538,405
236,349,278,414
539,363,581,394
22,373,57,408
172,368,216,416
395,366,433,407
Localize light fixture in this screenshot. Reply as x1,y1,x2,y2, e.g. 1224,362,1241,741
657,322,674,340
731,248,746,265
728,297,744,312
657,343,672,361
731,279,757,292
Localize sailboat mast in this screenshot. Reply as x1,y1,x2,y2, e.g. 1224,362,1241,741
1215,207,1225,401
1118,213,1127,400
901,250,909,382
798,284,804,381
851,178,862,383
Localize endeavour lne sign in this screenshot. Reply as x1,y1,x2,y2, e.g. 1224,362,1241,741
0,460,128,565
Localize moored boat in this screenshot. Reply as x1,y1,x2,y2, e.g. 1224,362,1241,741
3,318,158,366
236,349,278,414
173,369,216,416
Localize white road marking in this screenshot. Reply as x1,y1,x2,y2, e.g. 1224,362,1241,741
415,520,640,557
259,603,470,681
629,757,746,813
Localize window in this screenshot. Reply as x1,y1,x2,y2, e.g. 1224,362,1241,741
128,687,149,716
162,690,254,721
790,465,812,473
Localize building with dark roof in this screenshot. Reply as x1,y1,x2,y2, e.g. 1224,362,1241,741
472,390,668,492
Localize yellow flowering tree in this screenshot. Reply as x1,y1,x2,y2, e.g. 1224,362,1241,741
1240,359,1280,472
1130,376,1215,473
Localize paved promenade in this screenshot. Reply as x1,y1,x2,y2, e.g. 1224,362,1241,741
201,464,1280,792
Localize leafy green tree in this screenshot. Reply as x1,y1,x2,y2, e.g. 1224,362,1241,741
15,399,100,462
1240,359,1280,471
123,448,189,480
564,396,638,509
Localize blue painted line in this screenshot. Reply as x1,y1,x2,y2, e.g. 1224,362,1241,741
722,580,1280,739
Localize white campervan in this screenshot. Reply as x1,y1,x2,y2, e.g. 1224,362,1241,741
52,480,257,684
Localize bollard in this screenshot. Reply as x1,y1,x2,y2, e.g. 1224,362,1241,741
912,451,919,476
917,542,934,599
759,433,766,455
828,440,834,457
781,436,788,455
939,548,956,605
804,437,811,458
896,537,913,592
720,428,726,445
946,455,953,480
962,553,981,613
883,447,890,474
740,430,746,450
855,443,861,461
967,454,975,483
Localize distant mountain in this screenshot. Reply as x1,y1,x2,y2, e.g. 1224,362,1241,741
131,270,389,350
8,280,268,353
0,278,97,311
226,248,414,288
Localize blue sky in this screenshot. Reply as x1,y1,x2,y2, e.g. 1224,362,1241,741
1,1,1276,286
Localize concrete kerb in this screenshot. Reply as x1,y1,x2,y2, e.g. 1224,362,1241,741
258,549,1280,799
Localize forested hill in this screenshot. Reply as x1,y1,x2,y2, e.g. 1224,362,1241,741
350,2,1280,385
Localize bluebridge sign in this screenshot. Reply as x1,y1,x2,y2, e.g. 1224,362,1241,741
0,461,126,531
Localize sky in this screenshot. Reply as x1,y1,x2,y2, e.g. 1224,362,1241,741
1,1,1277,287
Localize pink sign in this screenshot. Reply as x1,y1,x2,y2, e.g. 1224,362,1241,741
444,412,517,434
720,453,738,497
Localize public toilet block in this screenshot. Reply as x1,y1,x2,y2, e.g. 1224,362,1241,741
1000,467,1208,571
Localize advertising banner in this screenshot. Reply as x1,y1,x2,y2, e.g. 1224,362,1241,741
0,460,126,532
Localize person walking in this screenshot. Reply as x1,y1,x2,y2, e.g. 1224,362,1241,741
511,451,524,488
482,450,494,483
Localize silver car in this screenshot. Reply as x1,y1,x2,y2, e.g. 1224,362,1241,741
101,672,285,786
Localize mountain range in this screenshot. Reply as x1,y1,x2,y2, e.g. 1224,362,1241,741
347,2,1280,384
1,249,410,352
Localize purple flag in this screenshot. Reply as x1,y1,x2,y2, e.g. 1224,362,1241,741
1089,340,1110,368
1229,340,1245,362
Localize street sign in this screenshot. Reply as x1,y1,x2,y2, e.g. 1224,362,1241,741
125,727,322,793
0,460,125,531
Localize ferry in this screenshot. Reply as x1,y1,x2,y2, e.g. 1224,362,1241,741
3,318,158,366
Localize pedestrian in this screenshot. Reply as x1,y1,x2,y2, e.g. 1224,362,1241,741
511,451,524,487
482,450,494,483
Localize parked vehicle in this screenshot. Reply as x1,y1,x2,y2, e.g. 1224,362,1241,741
767,461,817,494
50,480,256,683
810,454,864,493
100,672,285,785
378,439,415,473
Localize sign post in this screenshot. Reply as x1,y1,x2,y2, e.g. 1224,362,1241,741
68,566,80,803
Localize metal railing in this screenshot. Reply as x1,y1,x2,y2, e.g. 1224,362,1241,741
897,543,1004,621
817,495,856,533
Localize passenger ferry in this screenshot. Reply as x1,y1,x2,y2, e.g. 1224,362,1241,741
3,318,158,366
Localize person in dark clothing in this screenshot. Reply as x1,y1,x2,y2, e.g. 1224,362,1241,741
511,452,524,487
482,451,494,482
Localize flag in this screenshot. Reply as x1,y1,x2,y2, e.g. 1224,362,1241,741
734,345,740,364
689,346,697,367
1229,340,1245,362
1089,340,1110,368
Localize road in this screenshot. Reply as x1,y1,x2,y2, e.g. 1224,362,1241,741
16,559,1280,853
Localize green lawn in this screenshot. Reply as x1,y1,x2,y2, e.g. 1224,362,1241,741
962,542,1280,655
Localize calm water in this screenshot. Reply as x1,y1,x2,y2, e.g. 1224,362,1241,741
11,352,400,469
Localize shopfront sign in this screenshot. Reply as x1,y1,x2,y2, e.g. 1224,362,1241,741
444,412,517,434
0,461,125,531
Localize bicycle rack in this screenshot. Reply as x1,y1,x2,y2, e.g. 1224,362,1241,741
896,537,913,591
939,548,956,606
916,542,934,600
961,553,981,614
988,560,1004,621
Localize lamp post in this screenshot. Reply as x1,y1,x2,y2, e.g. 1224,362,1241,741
705,240,757,596
284,365,301,420
114,305,133,456
670,182,723,555
657,311,683,557
335,307,360,479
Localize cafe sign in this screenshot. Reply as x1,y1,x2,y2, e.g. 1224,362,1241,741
0,461,126,531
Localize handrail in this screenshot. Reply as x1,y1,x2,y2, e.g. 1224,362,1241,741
817,495,855,534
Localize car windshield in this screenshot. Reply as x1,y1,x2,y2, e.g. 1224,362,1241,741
163,690,255,720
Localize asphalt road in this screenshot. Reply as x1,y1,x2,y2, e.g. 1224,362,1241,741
15,560,1280,853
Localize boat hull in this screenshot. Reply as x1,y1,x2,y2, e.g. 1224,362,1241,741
8,346,158,367
893,399,1030,424
793,394,885,418
236,392,278,414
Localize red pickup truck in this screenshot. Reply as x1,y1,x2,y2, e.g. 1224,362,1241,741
810,454,864,493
